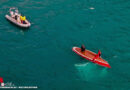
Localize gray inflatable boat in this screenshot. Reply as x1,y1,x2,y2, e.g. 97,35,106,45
5,8,31,28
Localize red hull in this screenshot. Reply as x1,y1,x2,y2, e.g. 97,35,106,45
72,47,111,68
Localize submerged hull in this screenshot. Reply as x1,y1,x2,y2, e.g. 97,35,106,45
5,15,31,28
72,47,111,68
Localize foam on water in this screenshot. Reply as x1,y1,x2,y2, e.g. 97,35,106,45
89,7,95,10
75,63,108,81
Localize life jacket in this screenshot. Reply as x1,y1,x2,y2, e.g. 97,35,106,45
23,16,26,21
20,16,23,20
20,16,26,21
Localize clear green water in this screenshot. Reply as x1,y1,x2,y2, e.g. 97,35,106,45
0,0,130,90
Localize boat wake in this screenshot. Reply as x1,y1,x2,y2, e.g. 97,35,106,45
74,63,108,81
75,63,89,67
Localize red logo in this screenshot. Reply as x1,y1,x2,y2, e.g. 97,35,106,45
0,77,4,87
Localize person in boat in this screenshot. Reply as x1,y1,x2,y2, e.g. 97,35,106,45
22,16,26,24
98,50,101,57
20,15,26,24
20,15,23,23
81,44,85,52
10,11,15,18
14,12,18,21
93,50,101,61
16,13,21,23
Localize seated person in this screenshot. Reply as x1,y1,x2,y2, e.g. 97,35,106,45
81,45,85,52
10,11,15,18
93,50,101,61
23,16,26,24
20,15,26,24
17,15,21,23
14,13,18,21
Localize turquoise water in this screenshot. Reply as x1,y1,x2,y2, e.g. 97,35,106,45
0,0,130,90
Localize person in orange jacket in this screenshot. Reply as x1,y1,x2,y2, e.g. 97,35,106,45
93,50,101,61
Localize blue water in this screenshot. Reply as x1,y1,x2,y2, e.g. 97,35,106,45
0,0,130,90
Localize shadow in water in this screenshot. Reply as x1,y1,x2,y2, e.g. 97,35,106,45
6,19,30,32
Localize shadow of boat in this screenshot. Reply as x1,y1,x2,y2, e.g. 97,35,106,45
6,18,30,31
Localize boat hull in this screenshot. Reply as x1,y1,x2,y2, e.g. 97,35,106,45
5,15,31,28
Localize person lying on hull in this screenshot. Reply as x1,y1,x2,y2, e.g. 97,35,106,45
93,50,101,61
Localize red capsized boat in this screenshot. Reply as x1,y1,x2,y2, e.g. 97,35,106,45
72,47,111,68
